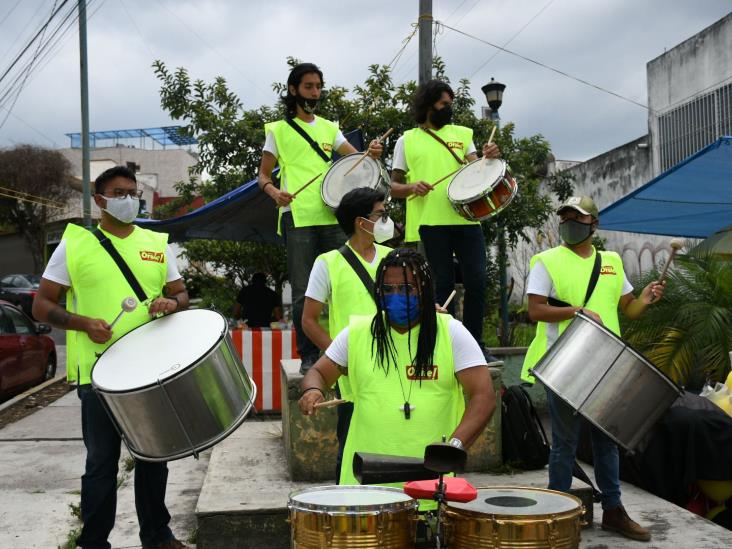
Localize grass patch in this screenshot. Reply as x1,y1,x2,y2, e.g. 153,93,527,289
68,501,81,521
186,528,198,544
58,527,81,549
123,456,135,472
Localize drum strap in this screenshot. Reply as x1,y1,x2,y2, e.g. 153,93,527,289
338,245,375,300
285,118,331,163
547,251,602,308
92,229,149,303
421,127,468,166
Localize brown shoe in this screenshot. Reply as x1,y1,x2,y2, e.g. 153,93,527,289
602,505,651,542
154,539,189,549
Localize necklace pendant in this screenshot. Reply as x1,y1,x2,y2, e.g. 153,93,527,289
403,402,414,419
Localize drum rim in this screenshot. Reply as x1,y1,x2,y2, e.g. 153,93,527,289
446,158,508,205
443,486,583,518
90,308,228,394
288,485,418,513
320,152,389,209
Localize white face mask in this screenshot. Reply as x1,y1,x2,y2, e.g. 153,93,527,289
103,195,140,224
362,216,395,243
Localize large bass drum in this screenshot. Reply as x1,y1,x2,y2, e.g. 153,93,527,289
321,152,390,210
531,311,682,450
91,309,256,462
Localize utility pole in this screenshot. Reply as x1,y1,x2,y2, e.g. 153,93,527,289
418,0,432,85
78,0,91,229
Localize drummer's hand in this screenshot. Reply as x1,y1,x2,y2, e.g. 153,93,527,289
482,142,501,159
579,308,604,325
435,303,448,314
367,140,383,159
274,189,294,207
641,280,666,304
411,181,433,197
148,297,178,316
299,389,324,416
85,318,112,344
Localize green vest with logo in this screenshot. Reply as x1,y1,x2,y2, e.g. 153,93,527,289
521,246,625,384
265,117,339,232
339,313,464,510
63,223,169,384
402,125,476,242
319,243,391,400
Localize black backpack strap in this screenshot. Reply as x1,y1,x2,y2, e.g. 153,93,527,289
583,251,602,306
518,386,550,445
572,460,602,502
338,245,375,300
285,118,331,163
93,228,148,302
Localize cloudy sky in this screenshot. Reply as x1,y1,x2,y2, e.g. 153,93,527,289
0,0,730,161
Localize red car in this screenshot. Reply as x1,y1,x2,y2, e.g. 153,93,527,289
0,300,56,401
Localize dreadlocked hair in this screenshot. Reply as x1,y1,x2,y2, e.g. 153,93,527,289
370,248,437,379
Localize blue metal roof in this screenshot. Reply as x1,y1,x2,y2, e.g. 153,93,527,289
600,136,732,239
65,126,197,148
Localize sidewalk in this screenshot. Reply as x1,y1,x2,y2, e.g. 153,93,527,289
0,388,208,548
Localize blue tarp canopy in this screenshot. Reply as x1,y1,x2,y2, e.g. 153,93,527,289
137,130,365,244
600,136,732,238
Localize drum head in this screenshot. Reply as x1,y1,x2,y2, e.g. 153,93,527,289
289,485,415,512
447,159,506,202
447,487,580,516
321,153,385,209
91,309,227,392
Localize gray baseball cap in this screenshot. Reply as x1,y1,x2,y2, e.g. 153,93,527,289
557,196,599,218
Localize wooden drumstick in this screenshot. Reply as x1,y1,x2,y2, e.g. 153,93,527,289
407,168,462,201
314,398,346,409
652,238,683,302
479,126,498,170
342,128,394,177
291,172,324,198
441,290,457,309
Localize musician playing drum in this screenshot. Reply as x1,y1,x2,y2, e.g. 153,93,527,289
32,166,190,549
257,62,383,375
298,248,495,495
389,79,500,362
521,196,665,542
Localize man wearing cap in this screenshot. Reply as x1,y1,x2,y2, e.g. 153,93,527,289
520,196,665,542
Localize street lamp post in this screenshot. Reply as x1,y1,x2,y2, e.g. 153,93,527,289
481,78,511,347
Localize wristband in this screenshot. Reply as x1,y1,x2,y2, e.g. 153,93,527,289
262,181,273,192
301,387,324,399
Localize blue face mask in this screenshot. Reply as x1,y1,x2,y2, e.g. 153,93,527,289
382,293,421,326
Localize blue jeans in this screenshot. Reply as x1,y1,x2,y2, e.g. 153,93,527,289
281,212,346,360
76,385,174,549
546,389,622,510
419,225,487,346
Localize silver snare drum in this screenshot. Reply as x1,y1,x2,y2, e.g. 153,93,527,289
91,309,256,461
321,153,390,210
531,312,681,450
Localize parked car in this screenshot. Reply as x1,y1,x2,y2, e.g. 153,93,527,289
0,274,41,319
0,300,56,401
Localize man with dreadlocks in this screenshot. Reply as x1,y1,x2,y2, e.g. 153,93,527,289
299,248,496,488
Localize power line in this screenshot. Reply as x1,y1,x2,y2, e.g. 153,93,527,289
0,0,49,68
119,0,156,59
0,104,58,145
437,20,653,112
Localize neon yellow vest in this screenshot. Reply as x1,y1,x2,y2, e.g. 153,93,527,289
265,117,339,231
521,246,625,383
319,243,391,400
63,223,169,384
403,125,476,242
340,313,465,509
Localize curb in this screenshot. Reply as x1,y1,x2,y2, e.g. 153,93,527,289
0,373,70,414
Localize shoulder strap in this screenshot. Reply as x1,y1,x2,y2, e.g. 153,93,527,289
93,228,148,302
285,118,331,163
546,250,603,308
338,245,375,300
421,127,468,166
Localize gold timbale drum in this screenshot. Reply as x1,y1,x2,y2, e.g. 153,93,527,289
443,487,584,549
288,485,418,548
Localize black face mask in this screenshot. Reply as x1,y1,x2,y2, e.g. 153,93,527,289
559,219,595,245
430,104,453,128
296,95,319,114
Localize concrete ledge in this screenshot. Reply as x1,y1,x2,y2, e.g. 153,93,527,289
0,373,69,414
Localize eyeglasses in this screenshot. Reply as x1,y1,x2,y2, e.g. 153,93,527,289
381,283,418,295
101,189,143,199
368,210,390,222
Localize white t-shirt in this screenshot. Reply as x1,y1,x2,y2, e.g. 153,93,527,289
305,252,381,303
392,134,477,172
526,260,633,299
325,318,486,374
42,239,181,287
263,117,347,213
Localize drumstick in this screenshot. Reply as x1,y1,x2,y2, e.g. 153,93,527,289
441,290,457,309
110,297,138,328
479,126,498,171
314,398,346,409
651,238,683,302
407,168,462,201
342,128,394,177
291,172,324,197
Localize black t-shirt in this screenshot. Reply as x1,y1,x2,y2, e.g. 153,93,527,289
236,285,281,327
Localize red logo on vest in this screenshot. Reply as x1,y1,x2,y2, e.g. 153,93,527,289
406,365,439,381
600,265,617,275
140,251,164,263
